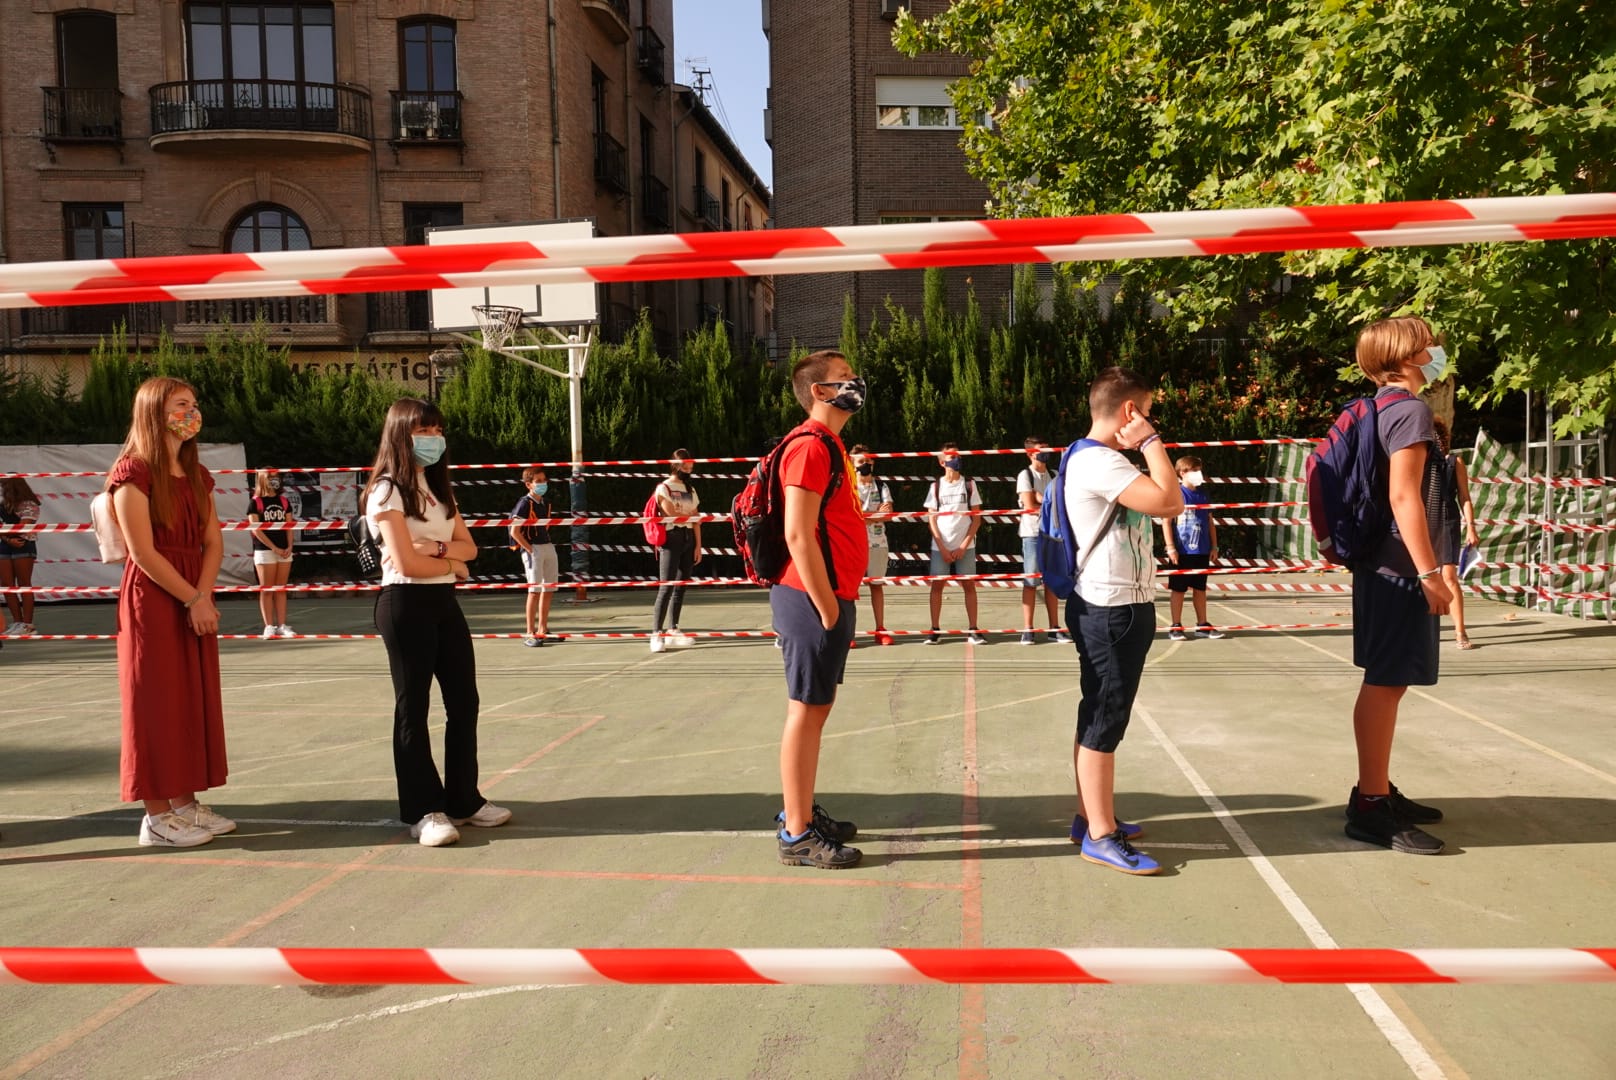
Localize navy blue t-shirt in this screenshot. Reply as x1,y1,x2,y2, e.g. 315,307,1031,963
1172,487,1212,555
511,494,551,545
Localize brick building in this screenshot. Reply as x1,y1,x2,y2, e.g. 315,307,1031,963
763,0,1010,352
0,0,770,386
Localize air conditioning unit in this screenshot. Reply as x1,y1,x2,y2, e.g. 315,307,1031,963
397,99,440,139
880,0,910,18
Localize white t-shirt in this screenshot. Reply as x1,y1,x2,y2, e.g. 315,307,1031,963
1063,447,1155,606
924,475,982,550
656,477,700,529
857,479,892,546
366,473,456,585
1015,466,1051,539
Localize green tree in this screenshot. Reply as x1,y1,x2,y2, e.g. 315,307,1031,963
896,1,1616,430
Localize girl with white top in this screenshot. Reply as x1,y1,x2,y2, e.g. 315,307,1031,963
649,448,702,652
363,398,510,847
247,469,296,638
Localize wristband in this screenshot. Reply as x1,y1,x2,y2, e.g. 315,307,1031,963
183,592,203,609
1416,568,1440,580
1138,434,1162,450
435,540,446,558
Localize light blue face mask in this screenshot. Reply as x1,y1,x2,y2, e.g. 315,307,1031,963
1418,345,1449,385
530,482,548,497
411,434,446,467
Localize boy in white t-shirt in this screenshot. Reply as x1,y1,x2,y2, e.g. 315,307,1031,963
1062,367,1183,876
850,444,895,645
923,442,985,645
1015,435,1071,646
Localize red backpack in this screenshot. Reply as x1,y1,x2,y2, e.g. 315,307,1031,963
641,487,668,547
730,430,844,588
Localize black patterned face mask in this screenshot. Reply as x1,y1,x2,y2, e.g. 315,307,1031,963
816,377,867,413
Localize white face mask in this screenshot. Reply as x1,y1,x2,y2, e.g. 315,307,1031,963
1183,471,1204,487
1418,345,1449,385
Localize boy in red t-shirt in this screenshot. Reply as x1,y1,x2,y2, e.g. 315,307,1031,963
772,349,869,869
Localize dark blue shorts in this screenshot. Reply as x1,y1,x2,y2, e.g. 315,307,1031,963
1352,568,1439,686
770,585,856,706
1065,596,1156,753
1167,551,1210,592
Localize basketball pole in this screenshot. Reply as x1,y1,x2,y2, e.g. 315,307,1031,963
563,328,596,606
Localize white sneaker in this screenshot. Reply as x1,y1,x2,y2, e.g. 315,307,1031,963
172,801,236,835
14,623,34,637
649,632,666,653
668,631,696,648
139,811,214,848
410,812,460,847
451,802,512,828
275,624,296,638
260,625,278,640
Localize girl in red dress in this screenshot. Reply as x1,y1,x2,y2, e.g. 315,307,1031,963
107,377,232,848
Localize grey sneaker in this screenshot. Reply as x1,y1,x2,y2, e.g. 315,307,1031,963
778,825,862,869
172,802,236,836
1167,625,1187,641
1194,624,1227,639
1019,631,1035,646
1052,630,1073,645
774,803,857,843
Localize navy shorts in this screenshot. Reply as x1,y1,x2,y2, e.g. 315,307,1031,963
1065,595,1155,753
1167,551,1210,592
1352,568,1440,687
771,585,856,706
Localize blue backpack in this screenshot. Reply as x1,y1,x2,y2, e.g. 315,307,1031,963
1305,387,1413,566
1037,438,1120,600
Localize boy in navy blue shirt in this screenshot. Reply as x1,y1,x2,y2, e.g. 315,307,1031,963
1160,455,1223,640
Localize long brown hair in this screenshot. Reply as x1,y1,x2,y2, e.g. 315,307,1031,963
107,377,209,529
0,477,38,509
361,398,457,520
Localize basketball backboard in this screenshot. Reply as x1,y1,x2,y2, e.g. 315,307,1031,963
427,218,599,332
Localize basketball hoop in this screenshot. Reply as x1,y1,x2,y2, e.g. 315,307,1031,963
472,304,525,353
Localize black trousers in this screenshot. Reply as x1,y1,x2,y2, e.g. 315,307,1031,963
374,584,484,824
652,528,696,630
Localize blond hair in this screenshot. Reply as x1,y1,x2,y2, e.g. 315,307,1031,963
1356,317,1437,385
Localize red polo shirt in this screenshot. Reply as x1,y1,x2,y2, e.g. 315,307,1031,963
776,419,868,602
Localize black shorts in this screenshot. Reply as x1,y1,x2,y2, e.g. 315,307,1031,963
1065,596,1156,753
770,585,856,706
1352,568,1439,687
1167,551,1211,592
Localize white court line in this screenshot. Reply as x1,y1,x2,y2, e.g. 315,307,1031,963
0,715,67,732
1137,702,1446,1080
1213,600,1616,789
140,984,572,1080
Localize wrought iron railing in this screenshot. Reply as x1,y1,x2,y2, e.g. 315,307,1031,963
42,87,123,141
642,175,671,229
695,185,722,230
594,131,629,194
367,291,431,333
149,80,370,139
21,303,157,337
390,90,463,142
180,295,335,326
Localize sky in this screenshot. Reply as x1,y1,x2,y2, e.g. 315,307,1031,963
672,0,773,188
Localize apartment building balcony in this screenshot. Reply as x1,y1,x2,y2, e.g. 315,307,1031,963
365,290,435,344
694,185,722,231
19,302,158,345
594,131,629,195
173,294,347,345
41,88,123,156
642,175,671,230
636,25,667,86
582,0,630,42
148,80,371,151
389,91,463,145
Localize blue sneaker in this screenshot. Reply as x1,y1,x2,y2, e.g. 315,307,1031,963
1080,830,1160,875
1070,813,1144,842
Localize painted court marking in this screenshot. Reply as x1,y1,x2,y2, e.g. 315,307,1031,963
1137,702,1447,1080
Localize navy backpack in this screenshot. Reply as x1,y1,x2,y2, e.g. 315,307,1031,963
1037,438,1120,600
1305,388,1413,566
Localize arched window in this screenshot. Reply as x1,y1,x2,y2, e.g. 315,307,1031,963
227,204,311,252
400,19,456,94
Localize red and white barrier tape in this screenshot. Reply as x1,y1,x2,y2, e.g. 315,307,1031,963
1,947,1612,986
7,192,1614,309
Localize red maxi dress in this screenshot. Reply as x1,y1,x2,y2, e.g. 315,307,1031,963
109,457,228,802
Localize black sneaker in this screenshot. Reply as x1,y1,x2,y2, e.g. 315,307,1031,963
924,629,941,645
1345,783,1443,825
774,803,857,843
778,824,863,869
1344,794,1444,855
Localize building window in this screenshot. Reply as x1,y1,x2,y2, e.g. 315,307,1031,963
228,204,311,252
185,3,335,86
400,19,456,93
65,204,126,259
57,11,119,90
874,76,987,131
878,213,981,225
591,66,608,134
720,178,731,230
